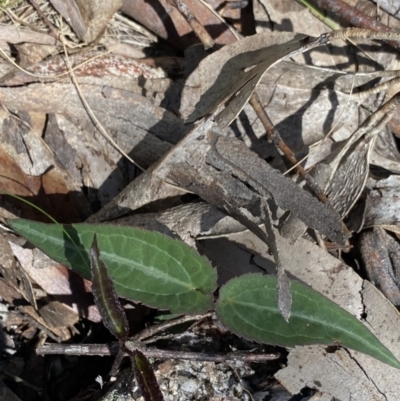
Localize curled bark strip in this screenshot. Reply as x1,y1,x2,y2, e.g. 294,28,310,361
359,228,400,306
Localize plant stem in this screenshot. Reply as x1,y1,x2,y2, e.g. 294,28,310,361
302,0,400,50
37,342,281,362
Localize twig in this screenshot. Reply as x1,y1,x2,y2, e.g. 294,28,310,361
28,0,58,38
196,0,241,41
3,7,51,34
347,75,400,100
133,313,213,342
58,19,143,170
249,92,329,204
230,365,255,401
28,0,74,48
249,92,351,240
308,0,400,51
169,0,215,49
0,46,112,80
36,342,281,362
295,0,377,62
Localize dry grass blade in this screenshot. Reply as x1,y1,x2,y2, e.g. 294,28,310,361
59,21,143,170
0,46,112,80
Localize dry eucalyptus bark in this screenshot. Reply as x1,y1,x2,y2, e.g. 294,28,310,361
0,83,184,170
363,175,400,230
200,133,344,243
2,54,168,88
0,25,58,63
120,0,238,50
359,228,400,306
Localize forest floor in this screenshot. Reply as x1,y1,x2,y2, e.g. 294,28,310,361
1,0,400,400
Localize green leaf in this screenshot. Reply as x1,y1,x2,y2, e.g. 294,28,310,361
8,219,217,314
90,234,129,340
215,274,400,369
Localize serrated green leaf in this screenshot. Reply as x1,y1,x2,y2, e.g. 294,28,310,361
8,219,217,314
215,274,400,369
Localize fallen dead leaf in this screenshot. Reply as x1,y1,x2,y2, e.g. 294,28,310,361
9,241,101,323
51,0,123,43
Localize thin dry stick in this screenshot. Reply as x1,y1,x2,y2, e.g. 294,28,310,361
249,92,329,204
170,0,215,49
133,313,213,342
28,0,74,48
59,25,143,169
310,0,400,50
13,0,34,20
12,310,61,342
230,366,256,401
349,76,400,100
196,0,241,41
331,27,400,42
0,46,112,79
28,0,58,36
2,5,49,35
36,342,280,362
295,0,376,63
249,92,352,239
114,314,211,376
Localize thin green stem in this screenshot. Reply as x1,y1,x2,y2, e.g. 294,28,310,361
295,0,340,30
